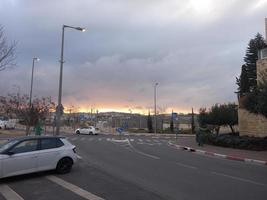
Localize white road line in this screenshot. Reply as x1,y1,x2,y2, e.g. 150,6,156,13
46,175,105,200
98,138,102,141
129,139,134,142
146,139,151,142
0,184,24,200
81,137,86,141
211,172,266,186
138,139,143,142
175,162,197,170
127,140,160,160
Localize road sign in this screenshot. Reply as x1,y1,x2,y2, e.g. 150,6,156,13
172,112,177,119
116,127,124,134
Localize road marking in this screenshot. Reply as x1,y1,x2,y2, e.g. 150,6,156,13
127,140,160,160
138,139,143,142
174,162,197,170
46,175,105,200
0,184,24,200
98,138,102,141
211,172,266,186
88,138,94,141
146,139,151,142
81,137,86,141
129,139,134,142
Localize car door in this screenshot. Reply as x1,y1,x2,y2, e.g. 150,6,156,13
37,138,63,171
80,127,85,134
2,139,38,178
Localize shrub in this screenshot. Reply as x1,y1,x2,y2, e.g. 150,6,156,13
201,132,267,151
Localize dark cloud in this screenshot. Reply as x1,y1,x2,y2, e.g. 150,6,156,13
0,0,266,113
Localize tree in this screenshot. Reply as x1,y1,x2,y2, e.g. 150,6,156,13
242,33,266,92
0,26,16,71
0,93,55,135
198,103,238,135
170,115,174,133
236,65,250,97
147,111,153,133
243,72,267,118
191,108,195,134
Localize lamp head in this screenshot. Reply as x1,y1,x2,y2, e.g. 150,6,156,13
75,27,86,32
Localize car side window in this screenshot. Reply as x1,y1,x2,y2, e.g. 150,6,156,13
40,138,57,150
41,138,64,150
56,139,64,147
11,140,38,154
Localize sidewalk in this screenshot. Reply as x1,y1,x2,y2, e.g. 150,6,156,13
170,136,267,165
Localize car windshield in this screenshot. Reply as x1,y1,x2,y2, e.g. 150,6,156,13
0,139,19,153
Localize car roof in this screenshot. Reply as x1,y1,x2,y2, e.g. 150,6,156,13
7,135,65,142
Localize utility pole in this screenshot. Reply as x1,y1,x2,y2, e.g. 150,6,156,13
154,82,159,134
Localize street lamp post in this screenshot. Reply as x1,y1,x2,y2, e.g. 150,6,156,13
29,57,40,106
154,82,159,134
56,25,85,135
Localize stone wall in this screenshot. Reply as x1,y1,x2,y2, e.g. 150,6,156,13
257,58,267,84
238,109,267,137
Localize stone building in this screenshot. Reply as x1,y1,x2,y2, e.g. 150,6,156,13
238,19,267,137
238,47,267,137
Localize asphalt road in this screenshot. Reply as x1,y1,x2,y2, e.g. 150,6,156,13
1,134,267,200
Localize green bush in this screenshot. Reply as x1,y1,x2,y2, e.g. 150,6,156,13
201,132,267,151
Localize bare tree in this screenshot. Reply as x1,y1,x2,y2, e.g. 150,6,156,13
0,94,55,135
0,26,16,71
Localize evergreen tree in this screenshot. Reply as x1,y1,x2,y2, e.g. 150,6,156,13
147,111,153,133
170,111,174,133
236,65,250,96
191,108,195,134
243,33,266,92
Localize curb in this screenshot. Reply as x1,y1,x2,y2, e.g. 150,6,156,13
168,142,267,167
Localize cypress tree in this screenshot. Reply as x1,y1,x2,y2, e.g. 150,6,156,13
243,33,266,92
147,111,153,133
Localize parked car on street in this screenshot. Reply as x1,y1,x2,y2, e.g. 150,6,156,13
0,117,16,129
0,136,78,178
75,126,99,135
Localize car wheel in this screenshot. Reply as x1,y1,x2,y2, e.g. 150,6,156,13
76,130,80,134
56,157,73,174
89,131,93,135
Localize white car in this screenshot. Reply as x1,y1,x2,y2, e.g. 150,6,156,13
0,117,16,129
0,136,78,178
75,126,99,135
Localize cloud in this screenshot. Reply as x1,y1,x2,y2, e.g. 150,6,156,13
0,0,266,113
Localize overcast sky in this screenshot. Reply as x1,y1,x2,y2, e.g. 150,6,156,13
0,0,266,114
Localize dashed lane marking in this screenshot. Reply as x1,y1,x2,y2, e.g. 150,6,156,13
0,184,24,200
46,175,105,200
174,162,197,170
211,172,266,186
